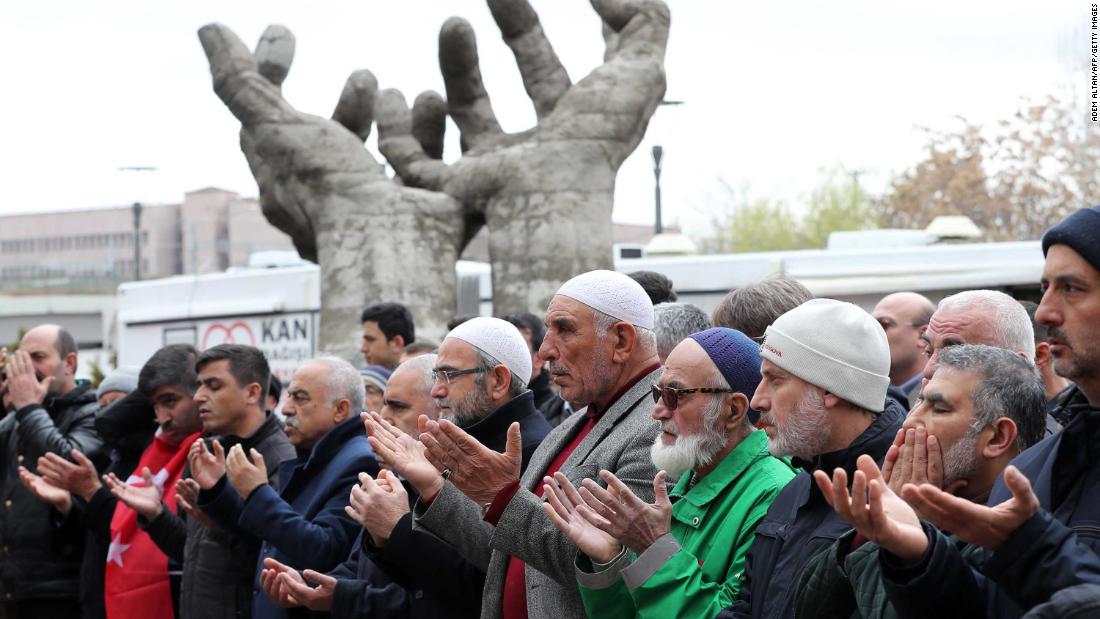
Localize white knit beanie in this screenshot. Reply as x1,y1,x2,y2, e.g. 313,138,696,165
555,270,654,330
446,317,533,387
759,299,890,412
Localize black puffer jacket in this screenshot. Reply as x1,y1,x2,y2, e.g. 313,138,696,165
141,413,295,619
0,384,105,602
719,398,906,619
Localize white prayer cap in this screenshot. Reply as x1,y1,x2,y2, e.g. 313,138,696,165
555,270,655,330
445,317,533,387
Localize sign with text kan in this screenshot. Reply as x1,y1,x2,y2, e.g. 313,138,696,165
197,312,317,385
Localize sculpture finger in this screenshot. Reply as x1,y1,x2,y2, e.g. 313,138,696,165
601,21,621,62
376,88,449,190
198,23,297,126
589,0,670,60
438,17,503,150
332,69,378,143
241,132,318,262
411,90,446,160
254,25,295,87
487,0,571,118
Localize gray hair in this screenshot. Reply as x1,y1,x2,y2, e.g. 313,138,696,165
395,353,437,394
937,344,1045,452
938,290,1035,361
654,303,712,360
309,356,366,413
703,362,755,430
711,278,813,340
594,309,658,356
473,348,526,398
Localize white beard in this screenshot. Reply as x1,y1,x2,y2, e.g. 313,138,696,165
649,398,729,477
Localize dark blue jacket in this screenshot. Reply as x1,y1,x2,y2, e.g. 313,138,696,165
199,414,378,619
719,398,906,619
880,387,1100,617
335,390,553,619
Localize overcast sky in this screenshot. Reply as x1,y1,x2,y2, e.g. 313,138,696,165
0,1,1085,236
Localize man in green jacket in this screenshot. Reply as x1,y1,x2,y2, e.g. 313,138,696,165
543,327,796,619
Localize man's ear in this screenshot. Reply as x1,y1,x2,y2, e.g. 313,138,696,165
725,393,749,429
822,390,841,410
64,352,78,376
246,382,263,405
390,335,406,351
334,398,351,423
1034,341,1052,370
981,417,1019,460
488,365,512,399
609,322,637,364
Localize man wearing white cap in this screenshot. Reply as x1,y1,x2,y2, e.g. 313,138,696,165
342,316,554,618
718,298,906,619
414,270,664,619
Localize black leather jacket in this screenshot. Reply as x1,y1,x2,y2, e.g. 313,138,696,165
0,384,105,602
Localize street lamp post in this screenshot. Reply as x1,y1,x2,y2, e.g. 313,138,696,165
132,202,143,280
652,144,664,235
118,165,157,282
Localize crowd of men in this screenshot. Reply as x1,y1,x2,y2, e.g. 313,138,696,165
0,204,1098,619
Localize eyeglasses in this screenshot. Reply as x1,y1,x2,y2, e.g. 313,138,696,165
650,384,735,411
431,367,485,385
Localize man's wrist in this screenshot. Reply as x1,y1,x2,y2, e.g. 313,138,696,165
419,475,444,502
78,481,102,503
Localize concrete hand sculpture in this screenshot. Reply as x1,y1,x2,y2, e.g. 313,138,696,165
199,0,668,353
199,24,464,357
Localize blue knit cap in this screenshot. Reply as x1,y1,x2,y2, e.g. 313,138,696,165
1042,206,1100,274
687,328,764,424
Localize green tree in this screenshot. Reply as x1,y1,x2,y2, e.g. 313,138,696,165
699,169,879,253
700,192,804,254
803,167,880,247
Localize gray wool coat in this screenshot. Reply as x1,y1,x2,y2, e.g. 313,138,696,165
415,367,663,619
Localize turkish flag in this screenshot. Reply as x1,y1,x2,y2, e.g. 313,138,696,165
104,431,200,619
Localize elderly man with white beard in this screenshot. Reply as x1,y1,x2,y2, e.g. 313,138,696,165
543,327,796,618
717,298,907,619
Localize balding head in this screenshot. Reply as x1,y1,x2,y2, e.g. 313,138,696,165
873,292,936,385
920,290,1035,381
19,324,79,397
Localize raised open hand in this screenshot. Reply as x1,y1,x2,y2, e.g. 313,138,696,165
901,465,1039,551
346,469,410,547
175,478,215,529
188,439,226,490
198,23,464,350
543,471,622,564
19,466,72,514
419,417,522,505
576,470,671,555
364,411,442,498
37,450,101,501
813,455,929,564
104,468,163,521
260,557,304,608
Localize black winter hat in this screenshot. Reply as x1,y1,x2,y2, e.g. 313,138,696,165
1042,206,1100,274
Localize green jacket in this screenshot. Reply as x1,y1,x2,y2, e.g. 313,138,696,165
576,430,796,619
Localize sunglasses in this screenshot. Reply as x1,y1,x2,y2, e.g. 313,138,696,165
650,384,734,411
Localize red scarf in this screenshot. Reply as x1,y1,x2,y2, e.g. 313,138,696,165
104,431,200,619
